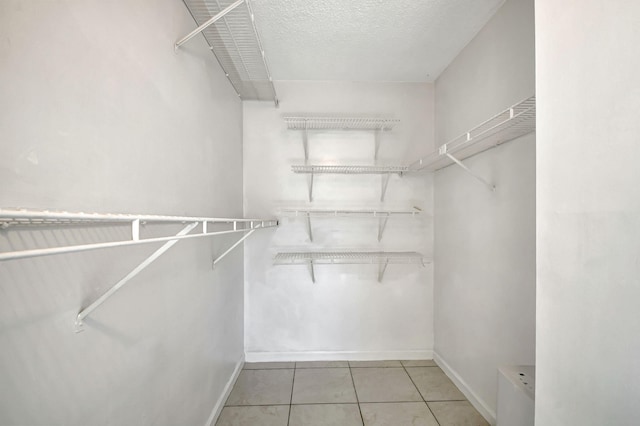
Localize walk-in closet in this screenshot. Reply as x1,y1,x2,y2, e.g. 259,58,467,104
1,0,638,425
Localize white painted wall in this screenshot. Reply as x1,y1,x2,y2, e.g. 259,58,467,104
536,1,640,424
243,81,435,361
0,1,246,425
433,0,535,422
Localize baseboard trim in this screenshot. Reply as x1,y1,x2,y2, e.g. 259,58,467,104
205,356,245,426
245,350,433,362
434,351,496,425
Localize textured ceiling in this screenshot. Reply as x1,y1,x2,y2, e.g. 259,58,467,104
250,0,505,82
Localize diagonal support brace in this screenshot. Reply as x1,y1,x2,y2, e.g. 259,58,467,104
305,215,313,242
75,222,199,332
309,260,316,283
380,174,391,202
175,0,245,50
302,128,309,163
212,228,257,268
378,259,389,282
308,173,314,202
446,153,495,191
377,215,389,242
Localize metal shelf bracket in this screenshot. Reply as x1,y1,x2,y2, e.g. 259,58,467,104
305,215,313,242
378,258,389,282
75,222,199,332
307,173,314,202
212,228,256,268
441,145,495,192
309,260,316,283
377,215,390,242
381,174,391,201
303,128,309,163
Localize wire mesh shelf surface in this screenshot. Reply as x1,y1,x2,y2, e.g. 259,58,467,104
182,0,277,104
284,117,399,131
292,165,408,174
409,95,536,172
0,208,273,228
280,209,422,218
274,251,426,265
0,208,278,262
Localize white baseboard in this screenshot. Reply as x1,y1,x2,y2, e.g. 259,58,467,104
245,350,433,362
434,352,496,426
205,356,245,426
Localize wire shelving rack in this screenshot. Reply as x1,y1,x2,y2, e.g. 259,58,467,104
179,0,278,105
280,209,423,241
409,96,536,173
274,251,428,283
0,208,278,332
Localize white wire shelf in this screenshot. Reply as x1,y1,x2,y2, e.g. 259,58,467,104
274,251,428,283
284,116,399,161
0,208,278,332
291,165,407,202
280,209,421,218
0,209,274,228
409,96,536,173
275,251,426,264
292,165,407,174
180,0,278,105
280,209,423,242
284,117,399,131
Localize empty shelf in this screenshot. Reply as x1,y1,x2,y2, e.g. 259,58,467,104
275,251,426,264
281,209,423,242
0,209,272,228
291,165,407,202
292,165,408,174
285,116,399,161
0,208,278,260
181,0,278,104
409,95,535,172
1,208,278,332
280,209,421,218
274,251,428,283
284,117,399,131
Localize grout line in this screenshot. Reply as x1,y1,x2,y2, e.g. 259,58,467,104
223,399,468,408
289,402,363,406
224,404,291,408
402,364,441,426
287,362,296,426
348,364,365,426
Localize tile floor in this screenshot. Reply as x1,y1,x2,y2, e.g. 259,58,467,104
216,360,489,426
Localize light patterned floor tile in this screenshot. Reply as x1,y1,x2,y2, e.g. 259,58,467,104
401,360,437,367
428,401,490,426
360,402,438,426
351,368,422,403
216,405,289,426
296,361,349,368
292,368,357,404
225,369,294,406
349,360,403,368
405,367,466,401
289,404,362,426
244,362,296,370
